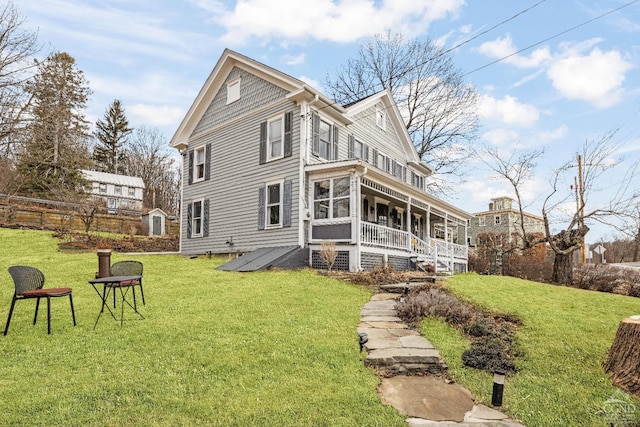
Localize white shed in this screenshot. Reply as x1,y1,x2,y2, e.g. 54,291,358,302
143,208,168,236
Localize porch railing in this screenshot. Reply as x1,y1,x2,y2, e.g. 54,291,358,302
360,222,468,272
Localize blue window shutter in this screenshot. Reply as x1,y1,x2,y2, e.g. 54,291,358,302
311,112,319,156
284,111,293,158
203,199,210,237
259,121,267,164
186,202,193,238
257,186,265,230
332,126,339,160
283,180,292,228
348,134,354,159
204,144,211,181
188,150,194,185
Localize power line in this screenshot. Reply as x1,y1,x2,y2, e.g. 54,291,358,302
464,0,640,76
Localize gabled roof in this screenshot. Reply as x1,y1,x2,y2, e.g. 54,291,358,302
345,89,433,176
82,170,145,188
170,49,348,150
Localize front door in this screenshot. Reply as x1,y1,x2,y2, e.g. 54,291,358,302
376,203,388,227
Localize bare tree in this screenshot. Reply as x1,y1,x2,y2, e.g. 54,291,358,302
482,131,640,285
122,127,180,214
324,31,479,192
0,2,39,184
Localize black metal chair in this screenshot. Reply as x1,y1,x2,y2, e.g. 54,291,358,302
110,260,144,308
4,266,76,335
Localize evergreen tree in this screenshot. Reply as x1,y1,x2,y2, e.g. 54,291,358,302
92,99,132,174
17,51,92,198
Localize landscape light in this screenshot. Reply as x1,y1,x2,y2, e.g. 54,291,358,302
492,370,506,406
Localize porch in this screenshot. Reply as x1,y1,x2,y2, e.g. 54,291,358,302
306,162,471,273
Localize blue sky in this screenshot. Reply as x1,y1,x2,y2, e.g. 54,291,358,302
17,0,640,243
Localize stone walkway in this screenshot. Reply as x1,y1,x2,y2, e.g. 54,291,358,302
358,283,524,426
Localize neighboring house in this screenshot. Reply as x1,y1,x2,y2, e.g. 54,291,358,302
169,49,472,273
82,170,145,214
142,208,168,236
468,197,545,247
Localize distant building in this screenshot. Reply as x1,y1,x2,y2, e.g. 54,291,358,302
82,170,145,213
468,197,545,247
142,208,168,236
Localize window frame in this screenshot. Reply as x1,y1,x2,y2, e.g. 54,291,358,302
267,115,284,162
114,185,122,195
128,187,135,197
375,107,386,130
193,146,206,183
191,198,204,237
318,118,332,160
226,77,241,104
495,215,501,225
265,180,284,229
98,183,107,194
478,216,486,227
312,176,351,220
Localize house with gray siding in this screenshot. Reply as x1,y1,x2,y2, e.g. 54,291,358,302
169,49,471,273
468,197,545,247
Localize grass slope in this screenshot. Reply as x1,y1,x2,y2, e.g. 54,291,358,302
0,228,404,426
422,273,640,427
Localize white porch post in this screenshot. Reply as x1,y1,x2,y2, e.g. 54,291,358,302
406,197,412,251
354,172,362,271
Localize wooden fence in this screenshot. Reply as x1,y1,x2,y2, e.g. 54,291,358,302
0,196,178,236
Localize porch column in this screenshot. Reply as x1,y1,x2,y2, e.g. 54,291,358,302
353,173,362,271
406,197,412,251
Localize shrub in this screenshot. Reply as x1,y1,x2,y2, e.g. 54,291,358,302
572,264,640,297
397,284,522,374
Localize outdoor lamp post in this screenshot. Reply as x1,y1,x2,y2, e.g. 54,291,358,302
492,370,506,406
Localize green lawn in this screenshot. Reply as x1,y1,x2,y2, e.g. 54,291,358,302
3,228,640,426
0,228,404,426
423,273,640,427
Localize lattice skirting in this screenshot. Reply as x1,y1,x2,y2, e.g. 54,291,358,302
311,250,350,271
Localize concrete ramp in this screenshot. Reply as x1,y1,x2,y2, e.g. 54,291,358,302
215,246,307,272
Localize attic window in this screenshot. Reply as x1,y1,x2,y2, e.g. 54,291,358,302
375,107,386,130
226,78,241,104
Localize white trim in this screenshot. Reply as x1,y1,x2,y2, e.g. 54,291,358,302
193,146,206,183
375,106,386,130
266,114,285,162
226,77,241,104
191,198,205,238
265,179,284,229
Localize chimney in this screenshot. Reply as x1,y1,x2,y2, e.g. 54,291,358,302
489,202,494,211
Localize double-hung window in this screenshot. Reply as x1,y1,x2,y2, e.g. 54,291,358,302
192,199,204,237
114,185,122,195
313,177,350,219
478,216,485,227
268,117,283,161
266,181,283,228
318,119,332,160
99,183,107,193
128,187,135,197
194,146,206,182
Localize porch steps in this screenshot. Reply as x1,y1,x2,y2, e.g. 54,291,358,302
358,291,447,375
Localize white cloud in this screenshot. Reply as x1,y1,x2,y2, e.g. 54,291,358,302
476,35,551,68
282,52,306,66
547,48,632,108
479,94,540,127
537,125,568,143
207,0,465,45
480,129,520,147
128,104,186,127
